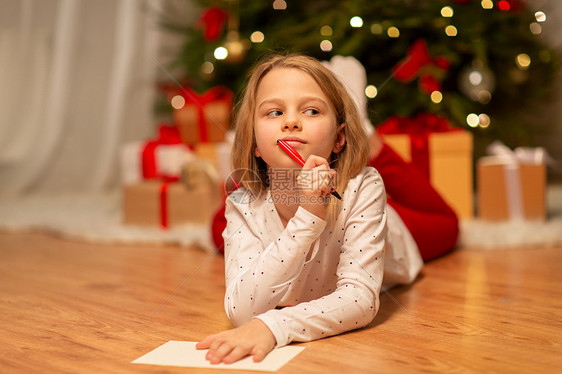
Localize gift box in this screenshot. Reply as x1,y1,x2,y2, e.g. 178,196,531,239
173,86,233,145
123,181,221,228
477,143,547,221
120,124,194,185
193,137,233,182
379,113,474,219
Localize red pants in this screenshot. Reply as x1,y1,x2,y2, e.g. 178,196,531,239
211,144,459,261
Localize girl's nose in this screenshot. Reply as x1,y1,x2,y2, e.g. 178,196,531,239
283,117,301,130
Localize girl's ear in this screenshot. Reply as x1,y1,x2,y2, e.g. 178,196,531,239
255,147,261,158
332,123,346,153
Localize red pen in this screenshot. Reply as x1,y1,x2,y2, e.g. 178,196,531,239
277,139,342,200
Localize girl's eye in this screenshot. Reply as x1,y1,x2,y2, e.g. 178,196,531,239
305,108,320,116
267,110,283,117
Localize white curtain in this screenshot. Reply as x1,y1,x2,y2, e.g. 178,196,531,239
0,0,171,197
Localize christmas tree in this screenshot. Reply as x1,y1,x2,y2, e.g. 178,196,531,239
158,0,561,156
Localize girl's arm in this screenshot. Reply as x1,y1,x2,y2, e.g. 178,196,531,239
223,190,328,326
256,168,387,347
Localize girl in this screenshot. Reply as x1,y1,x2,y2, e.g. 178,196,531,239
197,53,458,364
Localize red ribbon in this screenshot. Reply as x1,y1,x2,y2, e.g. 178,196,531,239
393,39,450,94
141,124,183,180
179,86,233,143
159,182,169,229
141,124,183,229
378,113,454,177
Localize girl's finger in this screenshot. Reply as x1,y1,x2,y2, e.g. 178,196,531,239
209,341,235,364
252,346,268,362
222,346,250,364
195,336,212,349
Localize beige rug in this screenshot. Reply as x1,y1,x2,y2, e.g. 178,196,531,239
1,186,561,250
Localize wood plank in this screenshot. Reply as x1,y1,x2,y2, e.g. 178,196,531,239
1,232,561,373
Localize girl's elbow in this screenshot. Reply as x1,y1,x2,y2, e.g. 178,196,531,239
224,303,252,327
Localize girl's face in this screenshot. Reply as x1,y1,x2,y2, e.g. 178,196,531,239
253,67,344,169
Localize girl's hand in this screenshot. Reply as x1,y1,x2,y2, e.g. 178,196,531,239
297,155,337,220
196,319,276,364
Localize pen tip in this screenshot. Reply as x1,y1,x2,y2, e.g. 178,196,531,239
332,190,343,200
276,139,280,144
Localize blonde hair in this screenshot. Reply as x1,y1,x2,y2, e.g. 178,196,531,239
231,53,369,221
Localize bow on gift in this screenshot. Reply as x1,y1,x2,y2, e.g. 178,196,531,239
486,141,549,220
176,86,233,143
378,113,454,176
393,39,450,94
141,124,184,181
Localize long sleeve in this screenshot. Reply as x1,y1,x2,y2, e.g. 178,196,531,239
223,192,327,327
255,168,387,346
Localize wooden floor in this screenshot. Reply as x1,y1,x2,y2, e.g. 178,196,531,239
1,231,561,373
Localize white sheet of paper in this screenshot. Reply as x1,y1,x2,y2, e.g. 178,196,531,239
132,341,305,372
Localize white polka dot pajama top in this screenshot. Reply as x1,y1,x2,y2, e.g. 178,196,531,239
223,167,423,347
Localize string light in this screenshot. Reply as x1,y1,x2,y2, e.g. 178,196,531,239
320,40,333,52
214,47,228,60
478,114,490,128
321,25,333,36
430,91,443,103
250,31,265,43
387,26,400,38
516,53,531,69
498,0,510,11
469,71,483,85
477,90,492,104
467,113,479,127
201,61,214,74
466,113,491,128
350,16,363,28
365,85,378,98
171,95,185,110
481,0,493,10
445,25,457,37
529,23,542,35
535,11,546,23
441,6,454,18
370,23,383,34
272,0,287,10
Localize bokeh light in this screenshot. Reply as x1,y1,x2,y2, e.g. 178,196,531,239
535,11,546,22
478,113,491,128
387,26,400,38
498,0,510,11
321,25,333,36
441,6,454,18
516,53,531,69
350,16,363,28
481,0,493,10
272,0,287,10
529,23,542,35
201,61,214,74
214,47,228,60
365,85,378,98
430,91,443,103
171,95,185,110
250,31,265,43
320,40,333,52
467,113,479,127
445,25,457,37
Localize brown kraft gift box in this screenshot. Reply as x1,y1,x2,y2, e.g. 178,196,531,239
123,181,221,228
477,158,546,221
381,130,474,219
172,86,233,145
